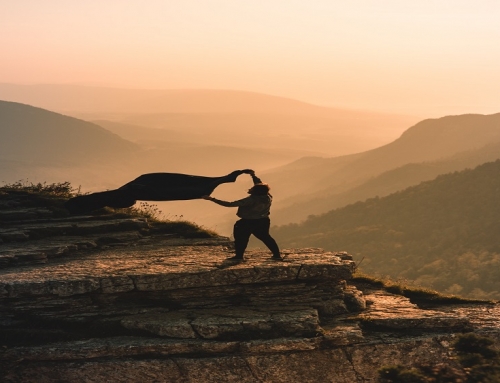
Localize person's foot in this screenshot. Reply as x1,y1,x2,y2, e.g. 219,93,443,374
271,255,284,261
227,256,244,262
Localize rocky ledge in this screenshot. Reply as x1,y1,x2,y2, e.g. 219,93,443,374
1,190,499,382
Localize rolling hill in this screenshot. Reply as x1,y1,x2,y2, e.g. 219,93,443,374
265,113,500,223
0,100,138,166
0,101,323,227
272,139,500,224
272,160,500,299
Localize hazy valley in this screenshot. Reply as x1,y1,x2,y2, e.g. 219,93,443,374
0,85,417,231
269,113,500,224
2,87,500,299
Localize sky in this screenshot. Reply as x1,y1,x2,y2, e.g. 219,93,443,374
1,0,500,116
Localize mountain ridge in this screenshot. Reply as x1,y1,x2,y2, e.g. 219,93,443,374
0,83,416,118
0,100,138,166
272,139,500,224
265,113,500,222
272,159,500,299
0,84,416,157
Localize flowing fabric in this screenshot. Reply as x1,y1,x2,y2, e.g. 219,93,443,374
65,170,246,214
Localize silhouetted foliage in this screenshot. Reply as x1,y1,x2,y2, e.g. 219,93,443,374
0,180,79,198
0,180,80,216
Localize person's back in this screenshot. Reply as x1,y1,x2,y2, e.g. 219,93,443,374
237,194,271,219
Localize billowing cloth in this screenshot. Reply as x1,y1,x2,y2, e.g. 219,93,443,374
65,170,247,214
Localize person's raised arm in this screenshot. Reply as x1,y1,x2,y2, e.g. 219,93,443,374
241,169,263,185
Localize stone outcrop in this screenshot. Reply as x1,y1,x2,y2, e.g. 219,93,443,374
1,190,499,382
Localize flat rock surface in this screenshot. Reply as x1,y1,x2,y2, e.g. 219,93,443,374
0,243,354,297
347,289,475,331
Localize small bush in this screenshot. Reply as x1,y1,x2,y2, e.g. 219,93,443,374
151,221,218,238
120,202,164,221
0,180,79,198
0,180,81,212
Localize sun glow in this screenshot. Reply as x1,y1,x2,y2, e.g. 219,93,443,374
1,1,499,116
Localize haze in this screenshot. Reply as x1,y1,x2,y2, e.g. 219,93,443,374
2,1,500,117
2,0,500,236
3,1,500,301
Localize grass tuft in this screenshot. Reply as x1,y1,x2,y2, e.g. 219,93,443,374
352,272,491,305
151,221,219,238
0,180,80,198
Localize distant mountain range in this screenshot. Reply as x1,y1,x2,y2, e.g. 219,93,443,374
274,141,500,224
0,83,417,157
0,100,138,166
0,101,315,190
267,113,500,224
0,83,415,117
3,95,500,300
2,95,500,253
272,160,500,299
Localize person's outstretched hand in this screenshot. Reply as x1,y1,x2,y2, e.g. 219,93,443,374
241,169,255,175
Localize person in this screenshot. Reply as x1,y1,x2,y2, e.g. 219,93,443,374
202,169,283,261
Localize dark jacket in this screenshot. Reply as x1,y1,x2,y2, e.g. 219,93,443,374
207,173,272,219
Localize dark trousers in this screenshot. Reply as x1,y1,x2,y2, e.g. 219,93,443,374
233,218,280,258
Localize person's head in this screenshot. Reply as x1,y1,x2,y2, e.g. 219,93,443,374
248,183,270,196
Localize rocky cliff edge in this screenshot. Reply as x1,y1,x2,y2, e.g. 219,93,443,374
1,188,499,382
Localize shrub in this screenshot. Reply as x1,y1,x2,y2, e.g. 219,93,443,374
0,180,79,198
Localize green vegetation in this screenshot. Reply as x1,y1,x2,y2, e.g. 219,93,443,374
378,333,500,382
273,160,500,300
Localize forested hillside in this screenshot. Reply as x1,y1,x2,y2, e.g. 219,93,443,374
273,160,500,299
272,139,500,224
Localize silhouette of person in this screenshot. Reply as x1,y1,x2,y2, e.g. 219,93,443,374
202,169,282,261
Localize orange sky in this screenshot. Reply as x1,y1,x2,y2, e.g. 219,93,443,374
1,1,499,117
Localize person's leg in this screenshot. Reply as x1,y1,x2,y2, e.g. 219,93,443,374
250,218,281,258
233,219,252,259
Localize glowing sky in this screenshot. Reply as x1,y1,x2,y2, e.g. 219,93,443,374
1,1,499,116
